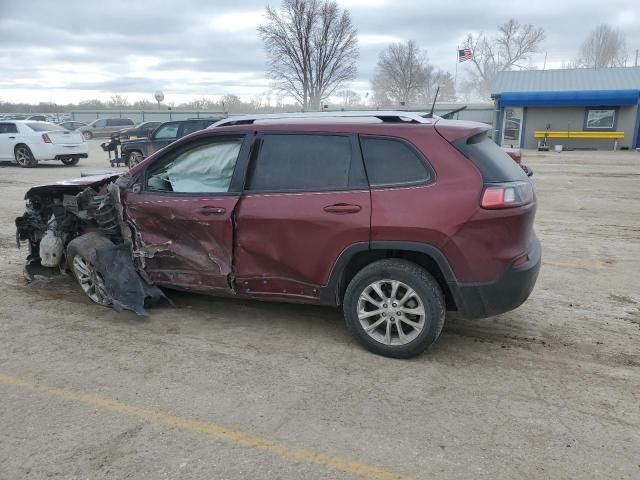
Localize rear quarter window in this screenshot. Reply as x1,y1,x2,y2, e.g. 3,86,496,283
453,132,528,183
360,136,432,187
25,122,64,132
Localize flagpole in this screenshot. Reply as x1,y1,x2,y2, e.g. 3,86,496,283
454,46,459,101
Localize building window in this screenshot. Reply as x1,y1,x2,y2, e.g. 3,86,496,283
585,109,616,130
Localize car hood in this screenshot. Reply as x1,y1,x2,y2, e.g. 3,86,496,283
121,138,151,147
24,172,121,198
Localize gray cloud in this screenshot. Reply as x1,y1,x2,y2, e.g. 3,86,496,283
0,0,638,103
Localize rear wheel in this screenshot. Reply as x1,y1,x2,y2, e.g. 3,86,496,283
66,233,114,306
343,259,446,358
61,157,80,166
14,145,37,168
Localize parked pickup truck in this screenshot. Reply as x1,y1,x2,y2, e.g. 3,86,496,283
120,117,224,166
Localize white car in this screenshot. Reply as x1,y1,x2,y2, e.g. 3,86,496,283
0,120,88,168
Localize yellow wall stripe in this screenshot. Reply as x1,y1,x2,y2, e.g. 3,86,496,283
533,131,624,139
0,372,413,480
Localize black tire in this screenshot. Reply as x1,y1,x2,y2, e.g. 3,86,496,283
127,151,143,168
343,259,445,358
66,232,114,306
14,145,38,168
82,131,93,140
61,157,80,166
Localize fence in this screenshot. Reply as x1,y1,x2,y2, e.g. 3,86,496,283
71,110,226,124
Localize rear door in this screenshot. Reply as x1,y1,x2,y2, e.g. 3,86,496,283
0,123,18,159
124,133,251,294
233,132,371,302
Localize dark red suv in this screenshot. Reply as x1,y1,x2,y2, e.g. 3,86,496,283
16,112,540,358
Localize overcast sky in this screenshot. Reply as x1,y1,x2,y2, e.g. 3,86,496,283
0,0,638,105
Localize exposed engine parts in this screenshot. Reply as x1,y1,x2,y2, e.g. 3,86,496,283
15,174,166,315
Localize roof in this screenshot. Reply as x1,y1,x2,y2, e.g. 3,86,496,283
492,67,640,95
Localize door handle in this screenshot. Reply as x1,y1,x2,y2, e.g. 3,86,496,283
323,203,362,214
9,136,15,139
196,206,226,215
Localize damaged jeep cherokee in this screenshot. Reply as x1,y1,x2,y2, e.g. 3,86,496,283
16,111,541,358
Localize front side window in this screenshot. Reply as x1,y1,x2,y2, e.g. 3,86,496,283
360,136,431,187
94,119,107,127
154,123,180,139
586,109,615,129
181,122,206,137
246,134,353,192
146,138,242,193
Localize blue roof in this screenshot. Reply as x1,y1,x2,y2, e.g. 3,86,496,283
498,89,639,107
493,67,640,94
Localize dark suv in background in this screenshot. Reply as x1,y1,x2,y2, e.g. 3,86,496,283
120,117,224,166
16,111,540,358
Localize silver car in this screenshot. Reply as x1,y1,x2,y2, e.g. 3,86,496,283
79,118,135,139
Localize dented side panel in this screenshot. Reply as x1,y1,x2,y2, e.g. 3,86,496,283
123,191,239,294
233,190,371,301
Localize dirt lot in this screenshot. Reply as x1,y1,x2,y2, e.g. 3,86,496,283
0,142,638,480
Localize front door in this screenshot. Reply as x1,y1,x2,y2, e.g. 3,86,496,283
234,132,371,302
501,107,524,148
147,122,180,156
124,133,250,294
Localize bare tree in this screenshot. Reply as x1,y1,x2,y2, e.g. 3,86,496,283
372,40,429,106
336,88,361,106
258,0,358,110
418,68,456,104
108,94,129,108
462,19,545,97
577,24,627,67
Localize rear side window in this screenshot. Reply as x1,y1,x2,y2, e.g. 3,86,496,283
453,132,527,183
0,123,18,134
247,134,360,192
360,136,431,186
121,119,134,126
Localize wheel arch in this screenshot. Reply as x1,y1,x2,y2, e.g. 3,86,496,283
319,241,460,311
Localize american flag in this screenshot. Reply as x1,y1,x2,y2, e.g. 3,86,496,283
458,48,472,63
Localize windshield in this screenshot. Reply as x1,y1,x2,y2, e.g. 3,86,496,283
26,122,65,132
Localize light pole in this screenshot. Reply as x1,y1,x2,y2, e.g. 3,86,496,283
154,91,164,109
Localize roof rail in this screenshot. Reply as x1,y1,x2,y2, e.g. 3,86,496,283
210,110,436,128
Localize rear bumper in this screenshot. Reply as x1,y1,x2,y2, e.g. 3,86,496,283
54,153,88,160
450,234,541,319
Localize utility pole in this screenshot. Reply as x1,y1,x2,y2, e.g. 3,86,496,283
635,49,638,67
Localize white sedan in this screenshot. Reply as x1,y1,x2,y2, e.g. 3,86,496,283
0,120,88,167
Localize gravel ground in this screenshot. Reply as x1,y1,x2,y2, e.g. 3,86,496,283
0,142,638,480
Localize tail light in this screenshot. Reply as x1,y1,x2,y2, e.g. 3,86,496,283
481,181,534,209
41,133,52,143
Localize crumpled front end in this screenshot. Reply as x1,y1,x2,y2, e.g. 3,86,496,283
15,175,166,315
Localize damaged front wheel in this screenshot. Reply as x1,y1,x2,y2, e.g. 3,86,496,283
67,232,113,306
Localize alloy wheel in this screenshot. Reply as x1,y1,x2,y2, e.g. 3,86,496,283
357,279,426,346
15,147,30,166
72,255,110,305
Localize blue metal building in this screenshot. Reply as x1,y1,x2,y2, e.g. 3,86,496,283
491,67,640,150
